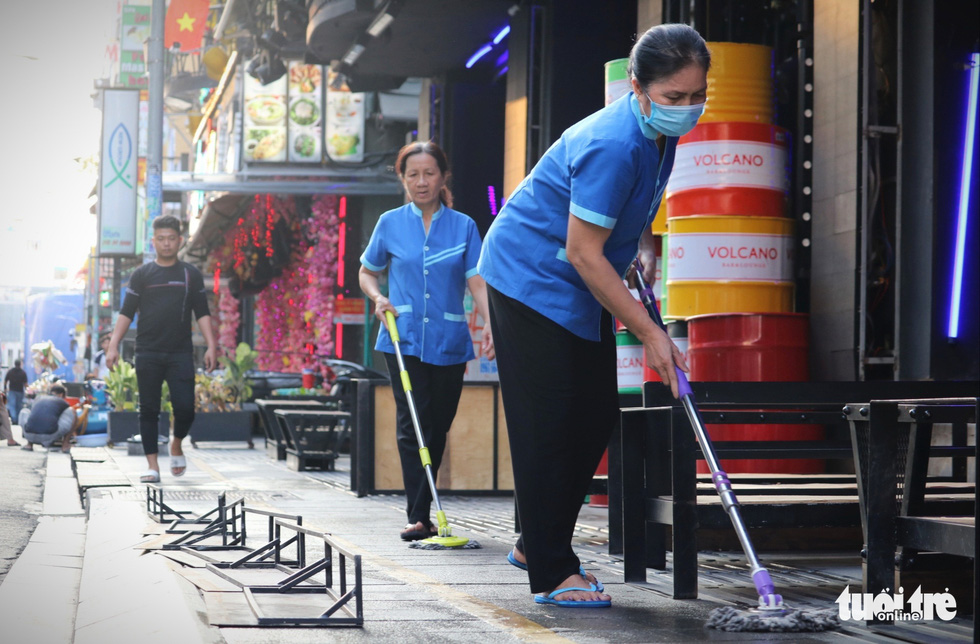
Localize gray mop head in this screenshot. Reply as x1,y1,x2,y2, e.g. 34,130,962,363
706,606,840,632
408,539,482,550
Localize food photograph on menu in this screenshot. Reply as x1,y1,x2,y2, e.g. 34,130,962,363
287,63,323,163
242,73,287,162
325,70,365,163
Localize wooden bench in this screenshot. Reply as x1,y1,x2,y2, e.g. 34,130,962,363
617,380,980,599
274,409,351,472
847,397,977,625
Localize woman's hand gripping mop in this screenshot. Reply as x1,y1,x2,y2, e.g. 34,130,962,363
634,261,838,632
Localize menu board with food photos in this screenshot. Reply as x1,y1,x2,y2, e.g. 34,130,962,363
287,62,323,163
325,70,365,163
242,73,287,162
241,65,366,164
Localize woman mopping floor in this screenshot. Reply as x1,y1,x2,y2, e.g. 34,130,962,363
359,141,494,542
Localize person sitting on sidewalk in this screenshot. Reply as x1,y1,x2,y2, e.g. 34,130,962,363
1,391,19,446
21,385,83,452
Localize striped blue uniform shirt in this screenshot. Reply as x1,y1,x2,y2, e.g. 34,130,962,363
361,202,482,365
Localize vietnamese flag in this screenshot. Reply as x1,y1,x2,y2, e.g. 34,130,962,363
164,0,210,50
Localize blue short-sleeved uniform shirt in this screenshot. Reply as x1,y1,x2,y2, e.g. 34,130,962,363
361,202,482,365
478,92,677,341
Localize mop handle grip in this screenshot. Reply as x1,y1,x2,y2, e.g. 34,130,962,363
384,310,400,342
634,259,693,399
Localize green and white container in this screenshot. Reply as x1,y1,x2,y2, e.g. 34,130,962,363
616,329,644,394
604,58,630,106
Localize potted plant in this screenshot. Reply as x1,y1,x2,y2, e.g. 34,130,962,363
188,343,257,447
105,361,139,444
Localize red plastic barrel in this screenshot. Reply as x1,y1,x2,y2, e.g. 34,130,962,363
687,313,822,474
666,122,790,219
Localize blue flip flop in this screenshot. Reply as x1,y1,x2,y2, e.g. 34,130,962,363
507,552,605,592
582,568,605,592
534,583,611,608
507,551,528,570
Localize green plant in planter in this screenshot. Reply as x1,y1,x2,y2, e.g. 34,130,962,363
195,372,230,412
219,342,258,410
105,361,138,410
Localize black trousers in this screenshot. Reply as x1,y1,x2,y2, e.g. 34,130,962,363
383,352,466,525
487,285,618,593
135,351,196,456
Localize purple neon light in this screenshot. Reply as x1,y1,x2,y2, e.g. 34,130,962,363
493,25,511,45
466,45,492,69
948,52,979,338
487,186,498,216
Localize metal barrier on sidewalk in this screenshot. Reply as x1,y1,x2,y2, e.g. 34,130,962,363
143,486,363,627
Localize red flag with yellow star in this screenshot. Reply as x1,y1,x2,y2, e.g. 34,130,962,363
164,0,210,50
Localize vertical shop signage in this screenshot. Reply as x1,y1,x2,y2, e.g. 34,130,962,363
118,4,150,88
99,89,140,256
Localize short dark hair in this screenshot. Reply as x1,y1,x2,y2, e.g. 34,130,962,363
395,141,454,208
14,359,21,367
50,385,67,397
628,23,711,87
152,215,181,234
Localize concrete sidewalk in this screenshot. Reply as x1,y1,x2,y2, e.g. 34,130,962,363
0,430,957,643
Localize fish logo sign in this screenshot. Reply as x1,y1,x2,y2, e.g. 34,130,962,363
105,123,134,189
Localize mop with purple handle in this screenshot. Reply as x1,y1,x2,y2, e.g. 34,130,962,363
633,260,838,632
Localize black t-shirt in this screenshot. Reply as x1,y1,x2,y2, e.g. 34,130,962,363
120,261,211,353
25,395,69,435
4,366,27,392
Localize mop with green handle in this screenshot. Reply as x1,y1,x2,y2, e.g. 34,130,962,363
634,261,838,632
384,310,481,550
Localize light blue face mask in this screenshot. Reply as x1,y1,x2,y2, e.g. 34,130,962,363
642,94,705,137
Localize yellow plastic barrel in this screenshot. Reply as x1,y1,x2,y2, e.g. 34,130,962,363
604,58,630,106
651,197,667,235
702,42,774,124
665,215,794,318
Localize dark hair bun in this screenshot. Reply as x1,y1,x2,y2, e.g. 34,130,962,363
629,23,711,87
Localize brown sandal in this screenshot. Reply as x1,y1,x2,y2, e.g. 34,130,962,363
399,522,437,541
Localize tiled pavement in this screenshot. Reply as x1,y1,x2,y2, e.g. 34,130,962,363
0,435,974,643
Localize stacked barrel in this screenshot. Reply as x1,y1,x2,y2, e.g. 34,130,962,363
606,58,657,397
661,43,818,474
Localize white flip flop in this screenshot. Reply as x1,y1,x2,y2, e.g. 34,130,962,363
140,469,160,483
170,455,187,477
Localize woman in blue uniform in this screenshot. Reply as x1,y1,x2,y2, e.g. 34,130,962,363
360,141,494,541
478,24,710,606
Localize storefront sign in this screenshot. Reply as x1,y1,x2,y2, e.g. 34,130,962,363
98,89,140,256
332,297,366,325
118,5,150,88
240,65,366,164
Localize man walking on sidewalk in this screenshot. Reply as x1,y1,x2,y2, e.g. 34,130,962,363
106,215,217,483
3,359,28,422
